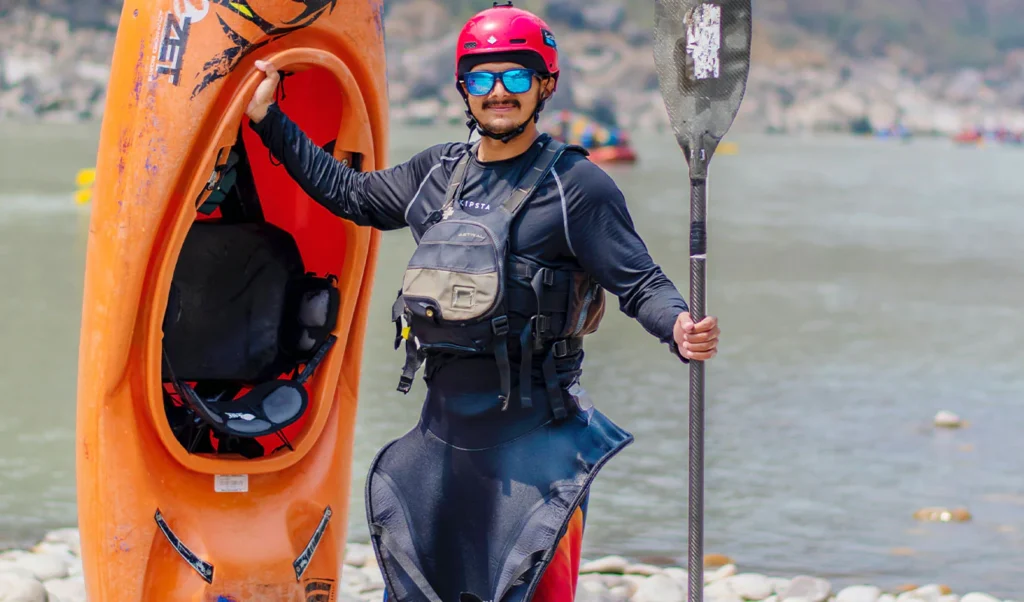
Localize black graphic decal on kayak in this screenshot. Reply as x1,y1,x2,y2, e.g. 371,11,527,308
304,578,336,602
293,505,333,580
191,0,338,98
156,13,193,85
154,509,215,583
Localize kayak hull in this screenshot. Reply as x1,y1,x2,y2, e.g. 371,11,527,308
75,1,388,600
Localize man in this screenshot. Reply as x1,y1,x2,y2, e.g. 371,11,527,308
246,3,719,601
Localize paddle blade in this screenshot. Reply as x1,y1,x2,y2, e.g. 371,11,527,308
654,0,752,174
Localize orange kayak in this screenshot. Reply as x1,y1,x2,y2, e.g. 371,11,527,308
75,1,387,600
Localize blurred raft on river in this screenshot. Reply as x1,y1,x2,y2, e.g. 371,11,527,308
539,108,738,165
540,108,639,165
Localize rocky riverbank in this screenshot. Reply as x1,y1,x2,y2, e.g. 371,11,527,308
2,1,1024,135
0,528,1017,602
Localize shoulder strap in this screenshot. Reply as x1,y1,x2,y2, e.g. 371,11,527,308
502,136,571,217
439,142,479,213
565,143,590,157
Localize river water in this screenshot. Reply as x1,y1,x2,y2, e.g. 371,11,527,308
1,121,1022,597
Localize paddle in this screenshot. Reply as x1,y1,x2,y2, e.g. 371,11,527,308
652,1,752,600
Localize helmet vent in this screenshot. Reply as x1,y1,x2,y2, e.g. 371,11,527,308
509,38,527,44
464,42,478,49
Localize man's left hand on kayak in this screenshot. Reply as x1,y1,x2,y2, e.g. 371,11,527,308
674,312,720,361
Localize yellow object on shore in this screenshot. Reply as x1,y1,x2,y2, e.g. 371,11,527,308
718,141,739,155
74,168,96,204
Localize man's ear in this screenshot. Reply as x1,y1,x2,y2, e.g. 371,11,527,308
540,77,555,100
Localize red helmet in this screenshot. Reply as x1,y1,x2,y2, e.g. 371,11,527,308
455,2,560,86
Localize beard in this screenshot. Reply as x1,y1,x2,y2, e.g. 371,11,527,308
478,99,524,133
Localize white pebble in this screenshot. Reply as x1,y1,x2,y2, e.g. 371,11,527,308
962,594,1001,602
361,552,379,574
595,574,625,590
779,576,832,602
771,579,792,595
899,592,930,602
43,576,86,602
705,579,743,602
911,585,948,602
581,555,630,574
705,564,738,583
608,584,633,602
29,544,72,561
726,573,773,600
938,596,960,602
837,585,882,602
664,567,689,588
622,574,649,598
579,573,608,586
934,411,963,428
593,574,633,595
344,543,371,568
42,530,80,557
358,565,385,592
577,578,615,602
634,574,687,602
0,571,48,602
64,558,82,578
0,552,68,582
626,563,665,576
340,566,370,592
878,595,897,602
0,563,35,582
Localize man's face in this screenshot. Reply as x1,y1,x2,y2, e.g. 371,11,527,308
462,61,555,135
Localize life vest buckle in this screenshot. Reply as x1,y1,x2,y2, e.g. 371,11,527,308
529,315,550,350
491,315,509,336
552,339,569,358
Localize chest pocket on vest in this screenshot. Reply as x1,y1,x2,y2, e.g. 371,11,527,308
402,220,504,325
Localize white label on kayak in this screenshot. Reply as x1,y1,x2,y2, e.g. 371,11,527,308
686,4,721,80
214,475,248,493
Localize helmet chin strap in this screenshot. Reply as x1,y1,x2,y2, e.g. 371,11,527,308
464,97,548,144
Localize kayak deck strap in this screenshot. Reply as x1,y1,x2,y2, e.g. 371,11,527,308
154,509,215,584
293,505,333,581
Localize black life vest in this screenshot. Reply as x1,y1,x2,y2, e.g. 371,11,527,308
391,135,606,417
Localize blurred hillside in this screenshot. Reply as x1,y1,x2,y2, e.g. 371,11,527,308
754,0,1024,72
20,0,1024,71
435,0,1024,72
2,0,1024,134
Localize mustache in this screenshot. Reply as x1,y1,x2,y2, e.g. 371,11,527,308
483,99,520,109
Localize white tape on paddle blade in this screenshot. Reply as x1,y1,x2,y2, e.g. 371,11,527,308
214,474,248,493
686,3,721,80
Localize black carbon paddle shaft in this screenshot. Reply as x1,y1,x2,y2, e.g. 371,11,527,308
688,177,707,602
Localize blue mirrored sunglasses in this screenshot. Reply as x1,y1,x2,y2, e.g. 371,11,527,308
461,68,538,96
